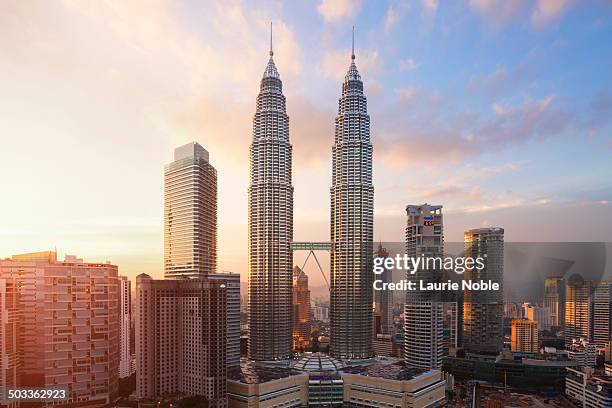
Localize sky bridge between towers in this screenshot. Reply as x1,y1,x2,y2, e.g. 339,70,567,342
290,242,331,290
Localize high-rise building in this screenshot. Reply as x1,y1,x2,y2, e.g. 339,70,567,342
0,252,119,406
0,276,20,407
329,30,374,360
543,276,565,328
463,227,504,355
210,272,241,367
511,319,539,353
119,275,134,378
373,244,394,336
566,338,597,368
248,32,294,361
292,266,311,352
565,275,593,346
164,141,217,279
136,274,227,407
525,304,551,331
593,280,612,349
403,204,444,370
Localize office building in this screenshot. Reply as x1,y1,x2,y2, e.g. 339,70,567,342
164,142,217,278
525,304,551,331
136,274,227,407
373,244,394,336
0,252,119,406
565,275,593,346
119,275,134,378
329,30,374,359
248,29,294,361
404,204,444,370
463,227,505,355
567,338,597,368
0,276,20,407
292,266,311,352
594,281,612,349
544,276,565,327
511,319,539,353
210,272,241,368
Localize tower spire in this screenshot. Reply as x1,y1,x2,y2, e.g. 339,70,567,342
270,21,273,57
351,26,355,60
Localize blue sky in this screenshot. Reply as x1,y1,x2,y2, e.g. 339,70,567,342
0,0,611,283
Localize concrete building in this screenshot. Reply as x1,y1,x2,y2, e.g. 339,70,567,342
0,251,119,407
164,142,217,279
119,275,134,378
373,244,394,336
511,319,539,353
0,276,20,408
404,204,444,370
594,281,612,349
227,355,446,408
227,363,308,408
566,367,612,408
525,304,551,331
329,30,375,360
565,275,593,346
342,363,446,408
248,30,294,361
463,227,504,355
209,272,241,368
567,338,597,368
543,276,565,327
136,274,227,407
292,266,311,352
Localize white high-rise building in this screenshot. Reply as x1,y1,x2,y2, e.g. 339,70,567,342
404,204,444,370
248,29,294,361
119,275,134,378
329,30,374,359
593,280,612,349
164,142,217,279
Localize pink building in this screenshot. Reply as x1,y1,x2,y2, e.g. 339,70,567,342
0,251,119,407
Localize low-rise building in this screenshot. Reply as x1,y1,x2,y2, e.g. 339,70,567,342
566,367,612,407
568,339,598,368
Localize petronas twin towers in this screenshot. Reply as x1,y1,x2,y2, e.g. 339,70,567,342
248,27,373,361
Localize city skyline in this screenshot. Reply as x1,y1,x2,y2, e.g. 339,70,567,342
2,2,612,287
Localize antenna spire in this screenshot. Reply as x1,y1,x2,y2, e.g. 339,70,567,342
351,26,355,60
270,21,273,57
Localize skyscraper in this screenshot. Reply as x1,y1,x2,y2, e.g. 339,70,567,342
248,29,294,361
292,266,311,352
511,319,539,353
463,227,504,355
593,281,612,349
329,29,374,360
565,275,593,346
136,274,227,407
373,244,393,336
543,276,565,328
404,204,444,370
164,142,217,278
119,275,134,378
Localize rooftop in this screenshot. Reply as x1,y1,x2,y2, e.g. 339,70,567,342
341,360,427,381
292,353,345,372
228,362,305,384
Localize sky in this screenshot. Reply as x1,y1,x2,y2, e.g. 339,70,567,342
1,0,612,286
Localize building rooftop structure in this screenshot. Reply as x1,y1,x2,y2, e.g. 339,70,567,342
292,353,346,372
228,362,305,384
341,360,428,381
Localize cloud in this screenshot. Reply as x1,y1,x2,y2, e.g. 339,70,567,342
400,57,417,71
531,0,573,28
384,6,399,32
469,0,529,30
469,56,537,96
317,0,362,23
375,93,574,166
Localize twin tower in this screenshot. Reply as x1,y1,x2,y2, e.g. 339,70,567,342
248,29,374,361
